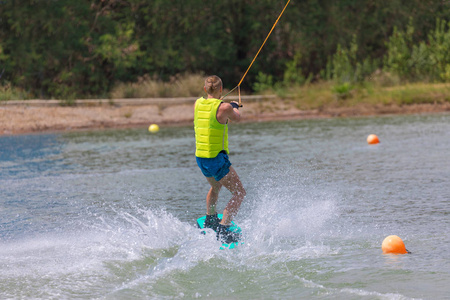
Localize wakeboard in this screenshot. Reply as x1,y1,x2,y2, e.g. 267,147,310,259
196,214,242,250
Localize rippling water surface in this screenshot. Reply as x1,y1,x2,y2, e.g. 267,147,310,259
1,113,449,299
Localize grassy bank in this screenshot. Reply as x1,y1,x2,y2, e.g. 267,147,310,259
1,75,450,112
280,81,450,111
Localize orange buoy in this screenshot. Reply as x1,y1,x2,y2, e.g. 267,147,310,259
367,134,380,144
382,235,410,254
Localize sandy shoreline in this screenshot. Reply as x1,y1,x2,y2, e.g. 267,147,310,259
1,99,449,135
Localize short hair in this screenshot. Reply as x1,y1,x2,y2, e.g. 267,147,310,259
204,75,222,95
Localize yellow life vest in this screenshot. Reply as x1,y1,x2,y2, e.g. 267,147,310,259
194,97,229,158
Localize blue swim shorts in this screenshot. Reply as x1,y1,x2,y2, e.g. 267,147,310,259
196,151,232,181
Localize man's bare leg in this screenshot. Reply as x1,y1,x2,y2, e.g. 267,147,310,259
218,166,246,225
206,177,222,215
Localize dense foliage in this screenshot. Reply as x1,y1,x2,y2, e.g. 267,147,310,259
1,0,450,99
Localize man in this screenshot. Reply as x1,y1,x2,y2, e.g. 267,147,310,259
194,75,246,243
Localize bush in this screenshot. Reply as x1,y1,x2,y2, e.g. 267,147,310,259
427,19,450,82
332,82,354,100
384,19,450,83
283,52,306,85
384,22,414,81
0,82,30,101
253,72,275,93
326,35,378,86
110,73,205,98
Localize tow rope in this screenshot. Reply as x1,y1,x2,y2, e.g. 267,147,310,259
222,0,291,106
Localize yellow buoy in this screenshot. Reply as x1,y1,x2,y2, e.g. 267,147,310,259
148,124,160,133
382,235,410,254
367,134,380,145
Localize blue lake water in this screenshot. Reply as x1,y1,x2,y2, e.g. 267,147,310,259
0,113,449,299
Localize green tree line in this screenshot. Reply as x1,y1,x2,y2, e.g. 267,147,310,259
1,0,450,99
